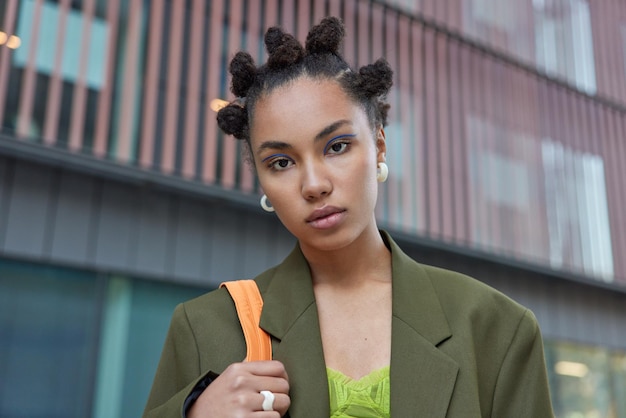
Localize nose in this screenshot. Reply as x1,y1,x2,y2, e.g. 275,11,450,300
301,161,332,200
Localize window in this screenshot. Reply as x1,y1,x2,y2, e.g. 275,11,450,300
92,277,209,418
0,257,210,418
542,140,614,281
14,0,109,90
463,0,534,61
534,0,597,94
545,340,626,418
611,352,626,417
466,115,541,259
0,259,100,418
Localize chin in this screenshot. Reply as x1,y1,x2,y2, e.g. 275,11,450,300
298,228,363,253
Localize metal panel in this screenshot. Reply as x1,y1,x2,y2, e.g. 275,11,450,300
204,207,242,283
1,161,54,257
220,0,244,189
423,27,440,238
42,0,71,145
171,198,212,283
49,171,96,264
238,213,291,280
93,0,121,159
132,189,172,278
67,0,96,151
181,0,206,179
138,0,164,168
161,0,185,174
201,0,225,183
116,0,144,162
0,156,11,245
16,0,44,139
92,180,139,270
269,220,298,266
0,157,295,286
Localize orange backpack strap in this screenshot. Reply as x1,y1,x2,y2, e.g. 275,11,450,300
220,280,272,362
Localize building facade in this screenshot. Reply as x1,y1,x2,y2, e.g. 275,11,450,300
1,0,625,417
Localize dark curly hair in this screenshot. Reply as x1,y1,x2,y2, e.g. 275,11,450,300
217,16,393,156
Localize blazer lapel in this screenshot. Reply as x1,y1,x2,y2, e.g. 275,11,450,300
257,233,459,417
258,246,330,418
385,232,459,417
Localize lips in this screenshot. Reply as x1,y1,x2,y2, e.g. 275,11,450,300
306,206,346,229
306,206,344,222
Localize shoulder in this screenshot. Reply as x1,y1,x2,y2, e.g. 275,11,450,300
180,286,235,320
416,262,540,353
168,287,241,352
175,262,284,336
422,263,527,319
385,230,529,327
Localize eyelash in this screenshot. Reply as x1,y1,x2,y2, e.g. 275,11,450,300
267,156,294,171
324,139,351,155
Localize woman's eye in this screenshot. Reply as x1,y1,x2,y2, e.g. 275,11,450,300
326,141,349,155
269,158,293,171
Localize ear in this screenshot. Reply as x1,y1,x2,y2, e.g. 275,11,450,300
376,126,387,163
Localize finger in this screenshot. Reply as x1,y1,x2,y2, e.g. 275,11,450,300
255,391,290,415
246,360,289,380
252,375,290,395
272,392,291,415
221,360,287,382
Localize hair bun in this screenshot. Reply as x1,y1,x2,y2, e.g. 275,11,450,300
356,58,393,97
230,52,256,97
265,27,305,69
305,16,345,54
265,27,285,55
216,103,249,140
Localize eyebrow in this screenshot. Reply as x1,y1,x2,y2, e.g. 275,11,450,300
314,119,352,142
255,119,352,154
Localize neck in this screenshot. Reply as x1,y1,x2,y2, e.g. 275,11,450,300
300,225,392,287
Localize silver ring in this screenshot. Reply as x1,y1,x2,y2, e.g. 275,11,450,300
260,390,275,411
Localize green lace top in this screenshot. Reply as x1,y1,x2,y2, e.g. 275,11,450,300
327,366,391,418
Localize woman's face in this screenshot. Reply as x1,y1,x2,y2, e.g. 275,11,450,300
250,77,386,253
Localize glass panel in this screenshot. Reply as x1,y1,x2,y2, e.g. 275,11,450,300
465,114,543,259
91,277,210,418
0,258,99,418
4,0,111,146
14,0,109,89
545,340,613,418
541,140,614,280
463,0,534,61
611,352,626,418
534,0,597,94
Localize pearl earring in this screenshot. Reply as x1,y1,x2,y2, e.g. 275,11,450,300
377,162,388,183
260,195,275,212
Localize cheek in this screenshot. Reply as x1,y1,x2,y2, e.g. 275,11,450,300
257,174,294,211
351,160,379,201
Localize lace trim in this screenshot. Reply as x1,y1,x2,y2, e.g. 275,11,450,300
327,366,390,418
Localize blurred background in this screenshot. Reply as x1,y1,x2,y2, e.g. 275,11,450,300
1,0,625,417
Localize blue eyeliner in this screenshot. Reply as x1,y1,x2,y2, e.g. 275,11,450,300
261,153,291,163
323,133,356,154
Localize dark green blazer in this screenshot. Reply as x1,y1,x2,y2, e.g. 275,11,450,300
143,232,554,417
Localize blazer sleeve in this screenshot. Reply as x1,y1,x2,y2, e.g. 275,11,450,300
142,303,209,418
490,309,555,418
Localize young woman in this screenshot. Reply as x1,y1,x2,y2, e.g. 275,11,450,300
143,17,554,418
